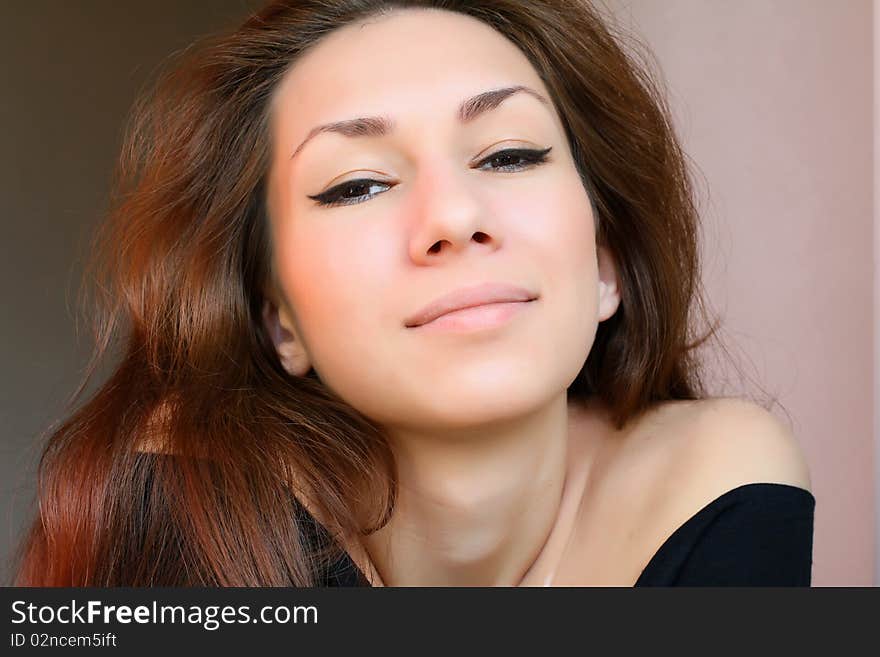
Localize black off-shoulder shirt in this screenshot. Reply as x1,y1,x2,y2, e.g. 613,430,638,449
306,482,816,587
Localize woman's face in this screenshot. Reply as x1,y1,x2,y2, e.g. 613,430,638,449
265,8,619,431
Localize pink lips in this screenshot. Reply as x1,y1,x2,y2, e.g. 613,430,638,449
404,282,538,328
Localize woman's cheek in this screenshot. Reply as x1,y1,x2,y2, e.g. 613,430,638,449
286,221,395,355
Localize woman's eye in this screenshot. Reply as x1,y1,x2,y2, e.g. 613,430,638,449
307,146,553,208
307,179,391,208
474,146,553,173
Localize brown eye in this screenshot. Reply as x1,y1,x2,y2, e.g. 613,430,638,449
475,146,553,172
308,179,392,208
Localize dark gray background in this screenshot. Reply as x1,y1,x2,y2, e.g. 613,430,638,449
1,0,260,584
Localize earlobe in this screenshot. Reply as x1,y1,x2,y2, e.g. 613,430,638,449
261,297,313,377
597,245,622,322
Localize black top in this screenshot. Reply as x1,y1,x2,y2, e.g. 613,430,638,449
308,482,816,586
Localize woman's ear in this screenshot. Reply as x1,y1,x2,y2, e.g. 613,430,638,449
597,245,621,322
261,292,313,377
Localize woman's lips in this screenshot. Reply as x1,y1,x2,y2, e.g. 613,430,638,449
408,299,536,333
404,281,538,328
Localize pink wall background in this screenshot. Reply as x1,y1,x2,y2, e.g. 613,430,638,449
875,0,880,589
606,0,875,585
874,0,879,588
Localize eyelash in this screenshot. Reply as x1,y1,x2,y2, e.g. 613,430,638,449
307,146,553,208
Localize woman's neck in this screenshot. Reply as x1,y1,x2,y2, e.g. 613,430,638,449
357,394,602,586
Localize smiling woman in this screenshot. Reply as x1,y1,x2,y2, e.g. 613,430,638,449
13,0,813,587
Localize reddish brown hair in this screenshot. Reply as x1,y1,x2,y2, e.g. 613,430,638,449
14,0,750,585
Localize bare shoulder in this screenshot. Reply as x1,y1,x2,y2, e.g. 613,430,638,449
667,396,813,497
562,396,813,584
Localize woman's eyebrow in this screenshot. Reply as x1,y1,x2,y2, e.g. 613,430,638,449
289,85,550,160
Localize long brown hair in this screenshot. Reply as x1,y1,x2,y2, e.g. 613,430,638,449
14,0,747,585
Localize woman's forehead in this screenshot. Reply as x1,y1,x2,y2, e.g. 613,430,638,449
270,8,549,138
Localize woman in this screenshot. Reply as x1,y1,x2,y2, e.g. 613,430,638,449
14,0,814,587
